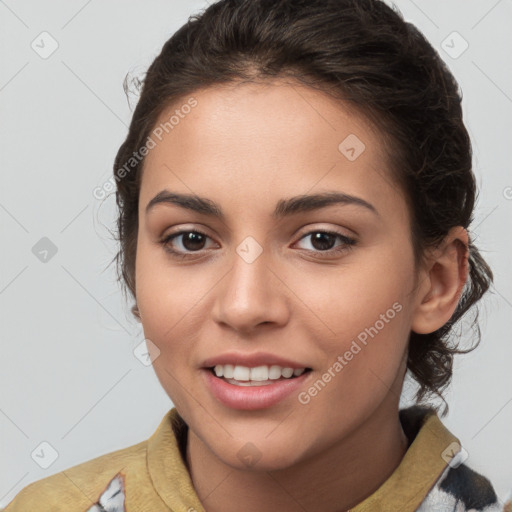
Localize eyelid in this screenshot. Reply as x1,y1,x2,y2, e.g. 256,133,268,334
160,223,354,244
294,223,357,240
161,227,216,248
159,224,357,259
292,229,357,255
160,224,217,243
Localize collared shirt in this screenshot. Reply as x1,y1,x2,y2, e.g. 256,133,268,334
2,405,502,511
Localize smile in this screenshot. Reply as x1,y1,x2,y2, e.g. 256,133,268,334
203,366,313,410
212,364,310,382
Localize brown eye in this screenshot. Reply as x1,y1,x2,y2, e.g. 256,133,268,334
295,230,357,256
176,231,208,251
309,232,338,251
160,230,214,258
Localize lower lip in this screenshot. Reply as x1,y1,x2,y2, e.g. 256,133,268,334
202,369,312,410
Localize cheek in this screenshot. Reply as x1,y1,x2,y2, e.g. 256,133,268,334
294,244,414,402
134,245,204,406
135,242,185,350
297,247,413,343
136,236,193,324
296,272,412,422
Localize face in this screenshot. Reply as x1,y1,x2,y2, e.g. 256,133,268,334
135,80,421,470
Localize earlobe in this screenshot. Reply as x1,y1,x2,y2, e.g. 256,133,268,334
411,227,469,335
132,303,142,322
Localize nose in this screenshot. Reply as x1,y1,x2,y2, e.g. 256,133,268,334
211,243,290,335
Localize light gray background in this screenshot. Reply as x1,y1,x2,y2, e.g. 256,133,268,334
1,0,511,507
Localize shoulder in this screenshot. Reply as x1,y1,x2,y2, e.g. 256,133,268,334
399,405,502,511
3,439,147,511
438,461,501,510
418,460,502,511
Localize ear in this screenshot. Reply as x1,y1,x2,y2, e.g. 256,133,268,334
131,303,142,322
411,226,469,335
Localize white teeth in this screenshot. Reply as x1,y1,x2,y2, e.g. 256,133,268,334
250,365,269,381
268,365,282,379
224,378,275,387
233,365,250,381
212,364,308,381
223,364,234,379
281,367,294,378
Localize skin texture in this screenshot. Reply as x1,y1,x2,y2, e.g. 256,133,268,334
134,80,469,512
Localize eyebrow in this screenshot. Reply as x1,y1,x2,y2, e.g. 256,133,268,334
145,189,379,219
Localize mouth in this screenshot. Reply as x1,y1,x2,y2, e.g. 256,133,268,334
199,354,315,410
202,364,313,410
206,364,313,387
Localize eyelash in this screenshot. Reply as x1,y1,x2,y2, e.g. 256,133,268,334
159,229,357,260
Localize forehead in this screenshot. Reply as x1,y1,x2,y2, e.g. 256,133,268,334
139,80,406,223
145,79,386,164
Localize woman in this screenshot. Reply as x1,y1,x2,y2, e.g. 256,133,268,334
4,0,505,510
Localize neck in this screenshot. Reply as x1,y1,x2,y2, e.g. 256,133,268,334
186,397,409,512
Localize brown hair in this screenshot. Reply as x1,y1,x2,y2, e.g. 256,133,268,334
112,0,493,416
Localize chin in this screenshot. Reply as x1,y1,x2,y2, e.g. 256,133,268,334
208,436,309,472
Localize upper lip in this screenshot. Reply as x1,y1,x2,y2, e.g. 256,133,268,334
202,351,311,370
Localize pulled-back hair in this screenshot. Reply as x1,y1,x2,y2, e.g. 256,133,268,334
112,0,493,416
